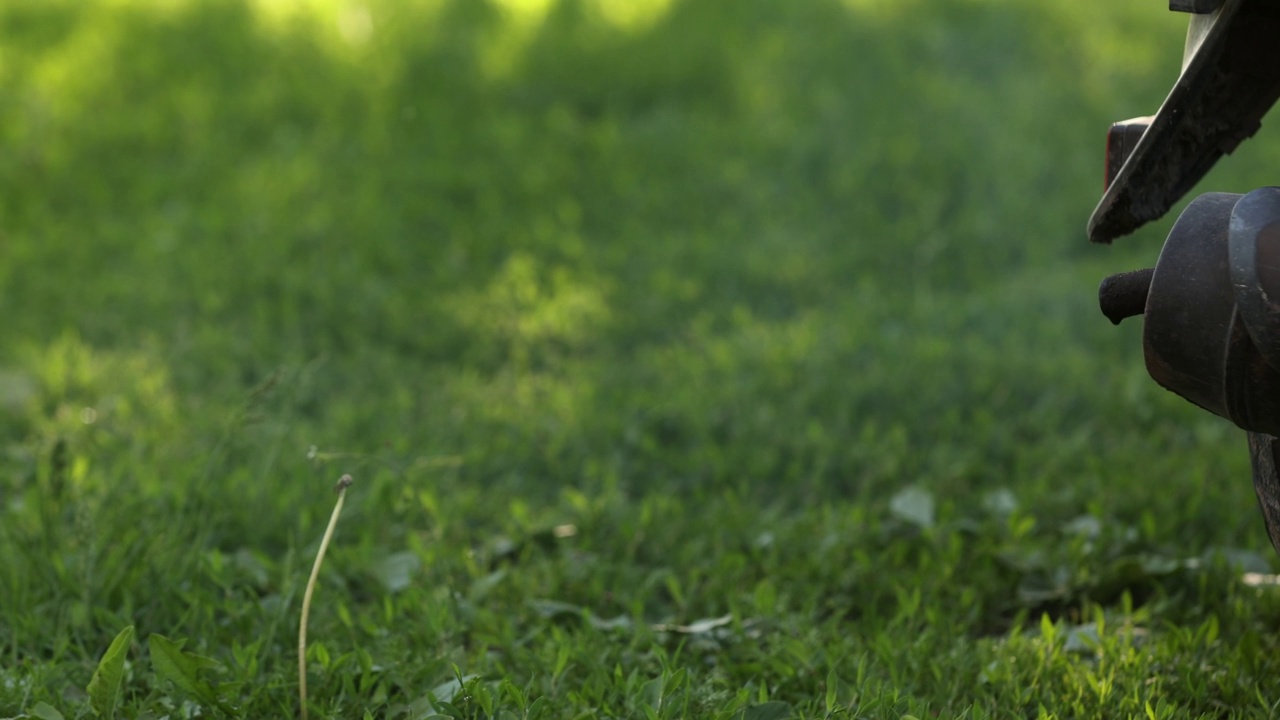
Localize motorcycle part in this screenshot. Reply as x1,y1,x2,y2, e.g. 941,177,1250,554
1249,432,1280,553
1087,0,1280,244
1105,191,1280,555
1098,267,1154,325
1103,191,1280,434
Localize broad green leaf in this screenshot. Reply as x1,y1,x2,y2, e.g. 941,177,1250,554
586,613,632,631
468,569,508,602
824,667,837,712
526,696,550,720
87,624,134,719
431,674,479,703
528,599,584,620
754,579,777,614
1063,514,1101,538
889,486,934,529
676,615,733,634
1063,624,1101,655
371,551,421,593
408,674,482,715
981,488,1018,515
148,634,233,713
740,701,792,720
29,702,66,720
639,676,663,709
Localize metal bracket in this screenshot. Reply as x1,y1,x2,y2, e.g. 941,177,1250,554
1087,0,1280,243
1171,0,1224,14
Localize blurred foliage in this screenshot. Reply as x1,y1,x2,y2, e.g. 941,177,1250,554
0,0,1255,583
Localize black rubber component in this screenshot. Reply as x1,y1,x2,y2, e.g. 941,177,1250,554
1099,268,1154,325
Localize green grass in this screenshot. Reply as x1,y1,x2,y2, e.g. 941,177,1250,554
5,0,1280,717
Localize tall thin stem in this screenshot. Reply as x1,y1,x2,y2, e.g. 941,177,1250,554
299,474,353,720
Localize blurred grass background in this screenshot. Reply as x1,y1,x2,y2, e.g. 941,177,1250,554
6,0,1280,715
0,0,1220,526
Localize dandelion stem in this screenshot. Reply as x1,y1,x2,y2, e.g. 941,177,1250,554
299,473,353,720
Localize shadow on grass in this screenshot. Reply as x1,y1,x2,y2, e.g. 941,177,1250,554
0,0,1181,348
0,0,1240,547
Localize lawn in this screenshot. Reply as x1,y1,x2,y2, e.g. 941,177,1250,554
5,0,1280,717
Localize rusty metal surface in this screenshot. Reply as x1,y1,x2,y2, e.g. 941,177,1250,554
1104,118,1153,191
1087,0,1280,244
